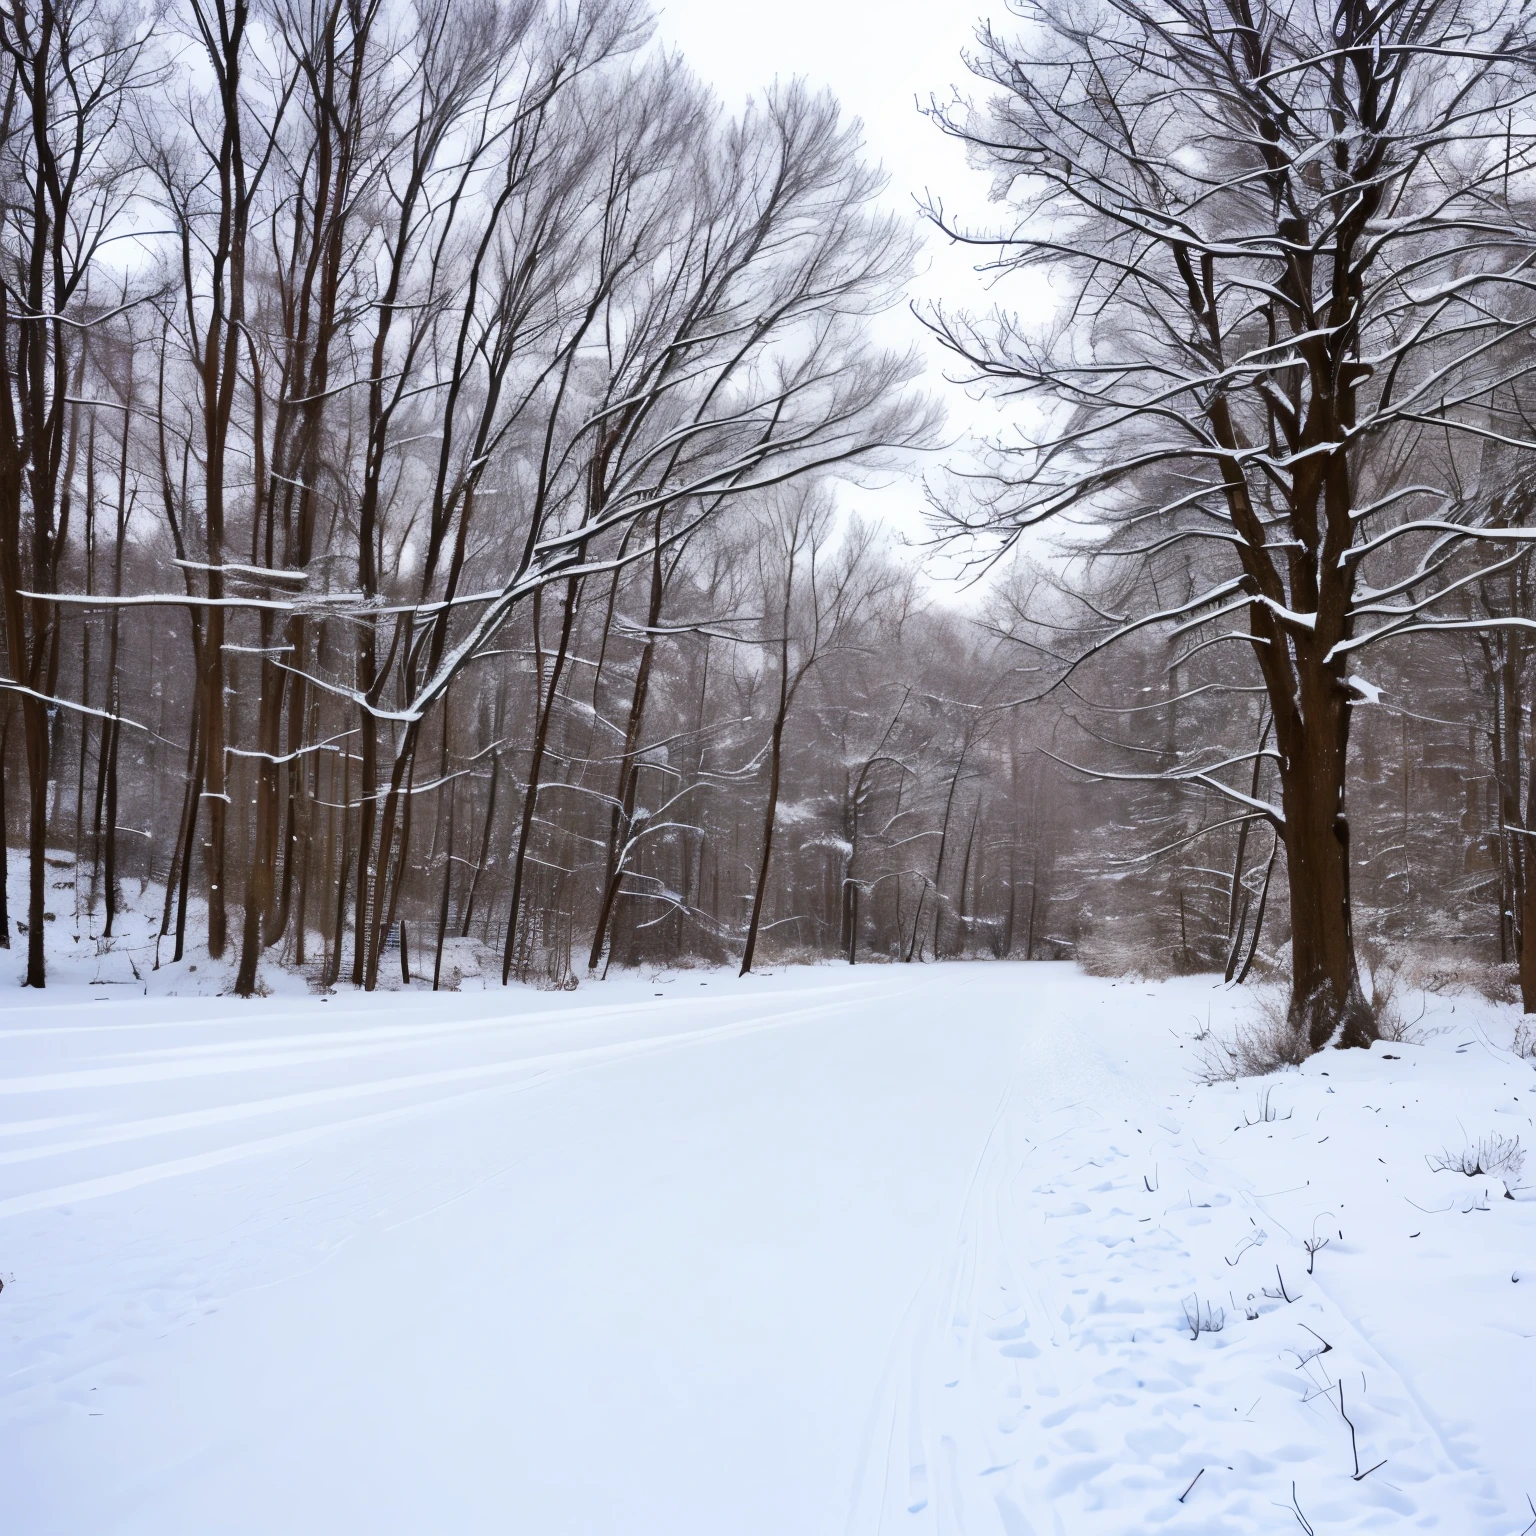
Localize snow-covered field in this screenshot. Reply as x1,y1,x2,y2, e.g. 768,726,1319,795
1,960,1532,1534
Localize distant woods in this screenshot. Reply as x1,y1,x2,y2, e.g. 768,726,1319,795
8,0,1536,1029
0,0,1053,992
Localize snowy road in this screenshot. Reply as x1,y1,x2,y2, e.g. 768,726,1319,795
2,964,1531,1534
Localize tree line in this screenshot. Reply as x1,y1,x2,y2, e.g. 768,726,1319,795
8,0,1536,1058
0,0,1069,995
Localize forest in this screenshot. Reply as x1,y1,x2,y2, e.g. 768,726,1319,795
4,0,1536,1055
7,2,1536,1529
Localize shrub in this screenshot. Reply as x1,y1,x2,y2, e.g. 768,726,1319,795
1195,987,1309,1083
1427,1134,1524,1182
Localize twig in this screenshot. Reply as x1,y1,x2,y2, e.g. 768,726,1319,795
1182,1294,1225,1339
1263,1264,1297,1303
1337,1383,1387,1481
1225,1226,1265,1266
1274,1480,1314,1535
1298,1323,1332,1356
1177,1467,1204,1503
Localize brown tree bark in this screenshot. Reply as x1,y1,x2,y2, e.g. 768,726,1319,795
588,525,667,973
0,706,10,948
501,578,579,985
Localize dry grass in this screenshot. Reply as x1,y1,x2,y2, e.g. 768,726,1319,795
1194,986,1311,1083
1195,954,1420,1082
1076,911,1233,981
1428,1134,1525,1182
1396,951,1519,1006
1181,1294,1226,1339
1358,943,1431,1044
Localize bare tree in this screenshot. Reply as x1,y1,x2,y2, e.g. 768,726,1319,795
0,0,146,986
928,0,1536,1048
740,496,889,974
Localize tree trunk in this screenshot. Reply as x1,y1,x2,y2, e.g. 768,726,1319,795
201,615,229,958
741,543,803,977
502,578,579,984
173,735,204,966
587,525,667,973
0,452,53,987
433,779,455,991
373,759,418,989
739,705,788,977
928,756,966,960
235,650,286,996
293,821,312,970
352,703,377,987
461,748,500,938
1279,694,1374,1050
13,688,51,988
0,709,10,949
1024,842,1040,961
952,798,981,959
326,750,353,990
102,716,120,937
1521,736,1536,1013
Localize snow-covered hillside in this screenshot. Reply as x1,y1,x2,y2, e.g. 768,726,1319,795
1,963,1532,1534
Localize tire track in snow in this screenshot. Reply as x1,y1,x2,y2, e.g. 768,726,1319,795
0,973,888,1043
0,983,888,1094
0,1078,533,1221
846,1047,1028,1535
0,989,902,1221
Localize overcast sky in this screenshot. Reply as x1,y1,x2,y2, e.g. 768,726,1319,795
652,0,986,219
650,0,1023,549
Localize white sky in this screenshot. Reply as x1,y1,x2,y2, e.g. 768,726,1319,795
651,0,1026,556
652,0,988,219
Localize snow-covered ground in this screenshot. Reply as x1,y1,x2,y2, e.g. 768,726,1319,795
1,960,1532,1534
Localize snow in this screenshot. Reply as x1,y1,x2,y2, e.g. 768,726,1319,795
1,958,1533,1534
